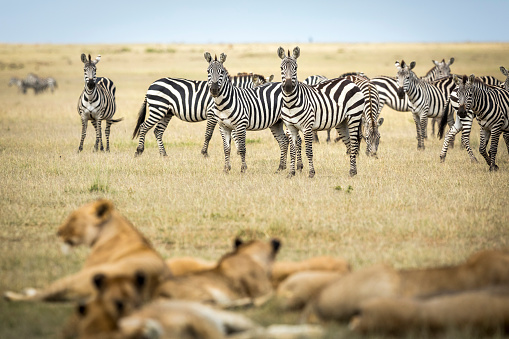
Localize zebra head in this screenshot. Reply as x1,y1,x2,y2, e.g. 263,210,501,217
278,46,300,94
432,57,454,78
454,74,476,118
500,66,509,90
81,53,101,91
204,52,227,97
365,118,384,157
395,60,416,99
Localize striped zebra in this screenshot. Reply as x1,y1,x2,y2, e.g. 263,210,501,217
443,74,509,171
439,67,509,164
395,60,455,150
8,77,25,93
204,52,288,173
302,75,331,143
278,47,365,177
77,54,122,152
132,72,271,157
342,74,383,158
372,58,454,137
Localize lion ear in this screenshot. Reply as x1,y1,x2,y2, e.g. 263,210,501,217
94,199,113,221
234,237,243,249
92,273,106,292
134,271,146,291
271,238,281,253
77,302,87,316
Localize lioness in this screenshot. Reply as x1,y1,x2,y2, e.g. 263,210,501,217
271,256,350,287
155,238,281,307
306,249,509,322
350,286,509,334
4,199,172,302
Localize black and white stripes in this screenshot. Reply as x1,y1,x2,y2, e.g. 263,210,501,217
204,52,288,173
278,47,365,177
77,54,121,152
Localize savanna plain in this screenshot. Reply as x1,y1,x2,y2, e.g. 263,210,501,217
0,43,508,339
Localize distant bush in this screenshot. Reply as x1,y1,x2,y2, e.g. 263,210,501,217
145,48,176,54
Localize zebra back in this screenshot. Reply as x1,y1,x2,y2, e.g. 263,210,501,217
302,75,328,86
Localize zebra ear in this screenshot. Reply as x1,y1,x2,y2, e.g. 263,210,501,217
277,47,286,60
292,47,300,59
81,53,87,64
468,74,476,84
432,60,439,66
395,60,401,68
500,66,508,77
204,52,212,63
448,57,454,65
409,61,416,70
378,117,384,127
268,74,274,82
219,53,227,64
94,55,101,65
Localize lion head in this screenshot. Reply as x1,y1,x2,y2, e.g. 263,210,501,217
57,199,114,253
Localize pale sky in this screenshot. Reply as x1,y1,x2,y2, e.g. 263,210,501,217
2,0,508,44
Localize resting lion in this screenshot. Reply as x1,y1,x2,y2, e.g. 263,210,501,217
155,238,281,307
271,255,350,287
4,199,172,302
165,256,216,277
305,249,509,322
350,286,509,335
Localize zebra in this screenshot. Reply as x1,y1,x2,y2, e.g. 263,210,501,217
372,58,454,137
439,67,509,164
278,46,365,177
132,72,272,158
395,60,456,150
302,75,330,143
204,52,289,173
442,74,509,171
342,74,383,158
77,54,122,152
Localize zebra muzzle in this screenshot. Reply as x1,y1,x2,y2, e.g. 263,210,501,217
397,87,405,99
283,79,294,94
87,80,96,90
210,83,220,97
457,104,468,118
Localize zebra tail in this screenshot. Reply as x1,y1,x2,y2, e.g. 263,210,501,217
437,103,450,139
110,117,124,123
132,96,147,139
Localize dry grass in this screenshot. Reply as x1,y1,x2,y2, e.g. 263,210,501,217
0,43,508,338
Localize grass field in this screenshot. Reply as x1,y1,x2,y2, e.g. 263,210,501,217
1,42,509,338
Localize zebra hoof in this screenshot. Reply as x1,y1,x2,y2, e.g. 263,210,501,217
440,155,446,163
489,165,499,172
297,163,304,172
287,171,295,178
349,169,357,177
308,171,315,178
471,157,479,163
202,152,209,158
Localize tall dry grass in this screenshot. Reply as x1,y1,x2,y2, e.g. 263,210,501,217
0,43,508,338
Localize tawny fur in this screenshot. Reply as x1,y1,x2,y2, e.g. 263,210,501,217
165,257,216,276
271,256,350,287
306,249,509,322
4,199,171,302
155,238,280,307
350,286,509,334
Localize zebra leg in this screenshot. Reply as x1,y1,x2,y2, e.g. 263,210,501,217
269,122,288,172
201,112,218,158
479,128,491,167
135,108,162,157
104,120,112,152
303,128,315,178
335,124,351,155
154,115,172,157
219,124,232,173
313,131,320,143
503,132,509,156
235,126,248,173
423,117,428,139
412,111,425,150
440,115,462,162
93,119,104,152
231,130,241,156
347,118,361,177
488,127,501,171
326,128,331,143
286,125,300,178
296,134,303,171
78,116,88,153
460,114,478,163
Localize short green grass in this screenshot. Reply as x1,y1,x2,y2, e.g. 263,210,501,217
0,42,508,338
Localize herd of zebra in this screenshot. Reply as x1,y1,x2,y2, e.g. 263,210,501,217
76,47,509,176
9,73,57,94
